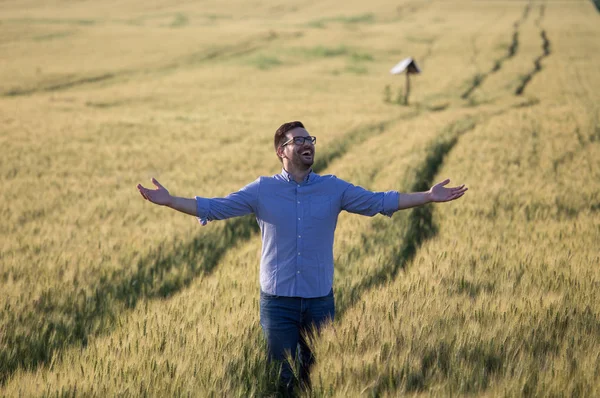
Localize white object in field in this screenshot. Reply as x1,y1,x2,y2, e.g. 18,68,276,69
390,57,421,75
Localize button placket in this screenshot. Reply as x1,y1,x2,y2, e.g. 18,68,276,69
296,185,302,276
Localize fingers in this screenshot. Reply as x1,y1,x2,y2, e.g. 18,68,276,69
137,184,149,200
452,186,468,195
137,184,148,200
435,184,468,202
438,178,450,187
152,178,164,190
448,190,467,201
450,192,465,201
137,178,166,203
447,184,467,193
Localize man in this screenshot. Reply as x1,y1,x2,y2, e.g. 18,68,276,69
137,121,467,394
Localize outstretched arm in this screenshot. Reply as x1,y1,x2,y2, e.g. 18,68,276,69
137,178,197,216
398,178,467,210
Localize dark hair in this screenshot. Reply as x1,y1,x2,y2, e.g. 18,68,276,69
274,121,305,153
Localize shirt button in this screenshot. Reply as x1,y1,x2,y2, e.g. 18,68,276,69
297,252,301,256
297,271,301,274
298,235,301,238
298,217,301,221
297,201,300,204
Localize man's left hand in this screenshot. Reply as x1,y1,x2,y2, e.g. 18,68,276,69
429,179,468,202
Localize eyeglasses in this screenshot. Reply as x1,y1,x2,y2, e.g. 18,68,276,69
280,136,317,147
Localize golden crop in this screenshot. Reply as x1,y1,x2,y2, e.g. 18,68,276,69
1,0,599,396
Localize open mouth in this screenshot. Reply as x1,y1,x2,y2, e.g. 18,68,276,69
300,150,313,159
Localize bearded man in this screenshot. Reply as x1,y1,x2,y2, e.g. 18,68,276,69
137,121,467,395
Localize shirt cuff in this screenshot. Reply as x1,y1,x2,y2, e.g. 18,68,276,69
382,190,400,217
195,196,211,226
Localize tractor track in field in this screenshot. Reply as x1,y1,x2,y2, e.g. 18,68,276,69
1,31,297,97
460,28,519,99
514,29,550,95
461,2,531,100
0,113,412,385
3,74,116,97
334,116,477,318
334,104,515,319
535,2,546,27
515,3,551,96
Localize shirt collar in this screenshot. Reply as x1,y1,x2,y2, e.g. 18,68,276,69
281,168,315,184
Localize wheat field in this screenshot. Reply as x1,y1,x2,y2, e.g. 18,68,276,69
1,0,599,396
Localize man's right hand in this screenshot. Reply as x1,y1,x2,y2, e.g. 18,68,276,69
137,178,173,206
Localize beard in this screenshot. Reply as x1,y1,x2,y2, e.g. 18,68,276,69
292,150,314,169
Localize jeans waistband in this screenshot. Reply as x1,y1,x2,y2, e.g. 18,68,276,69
260,288,333,300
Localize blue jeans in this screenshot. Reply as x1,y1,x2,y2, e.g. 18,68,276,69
260,289,335,394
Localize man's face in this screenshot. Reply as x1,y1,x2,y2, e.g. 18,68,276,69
279,127,315,169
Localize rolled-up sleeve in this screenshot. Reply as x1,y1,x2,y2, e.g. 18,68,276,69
381,190,400,217
341,182,400,217
195,178,260,225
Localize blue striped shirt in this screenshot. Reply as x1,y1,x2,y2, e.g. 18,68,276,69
196,169,400,298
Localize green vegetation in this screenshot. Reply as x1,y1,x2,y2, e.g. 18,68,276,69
302,45,350,58
307,13,375,28
169,13,189,28
249,55,282,70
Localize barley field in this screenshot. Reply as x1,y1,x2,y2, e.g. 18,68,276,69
1,0,599,396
